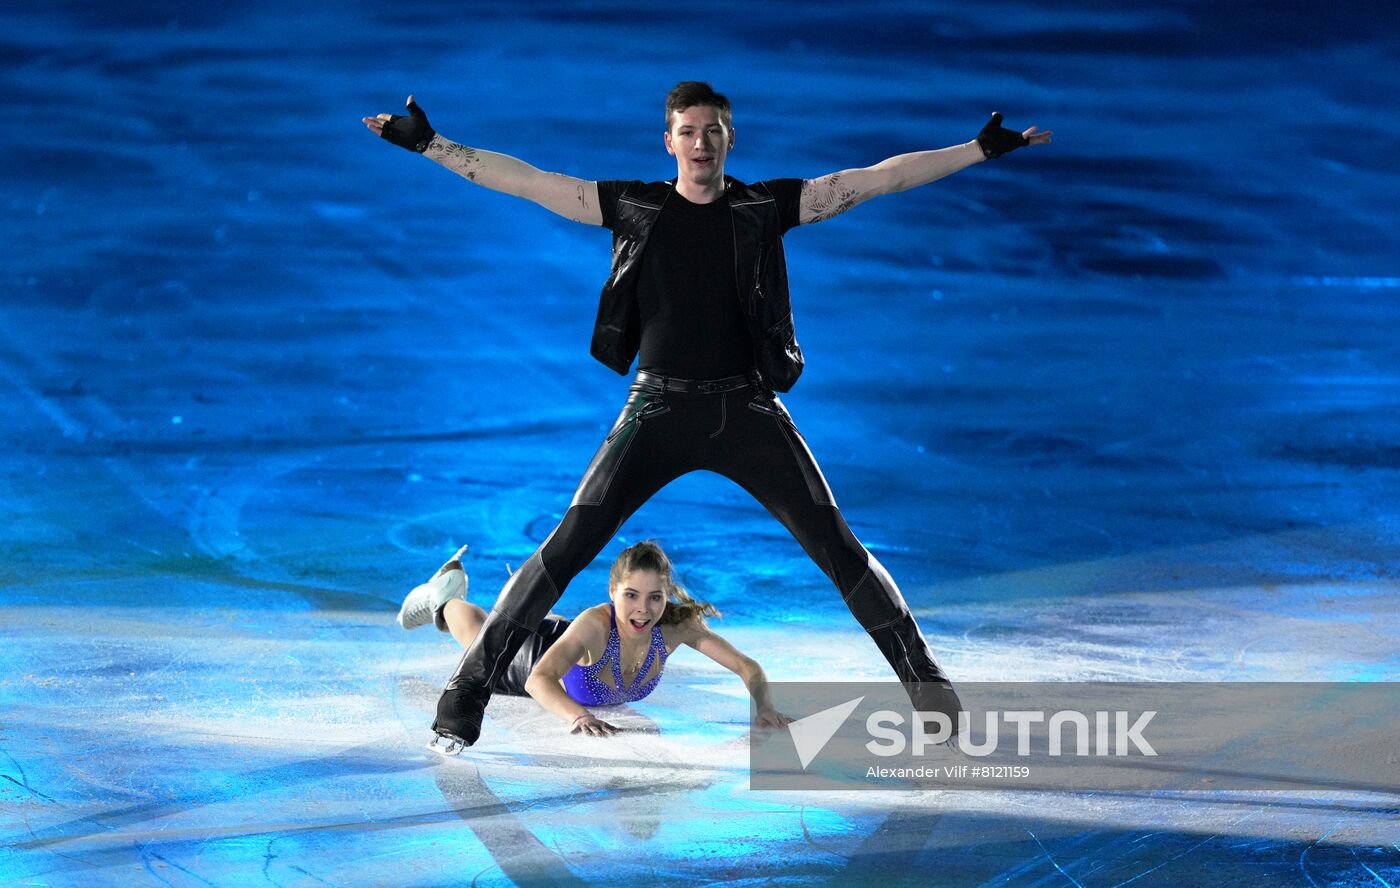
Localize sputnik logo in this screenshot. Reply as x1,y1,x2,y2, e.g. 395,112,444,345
787,696,865,768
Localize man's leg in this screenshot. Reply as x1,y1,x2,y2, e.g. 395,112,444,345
432,383,689,747
715,390,961,723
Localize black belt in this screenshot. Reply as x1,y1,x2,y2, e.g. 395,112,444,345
635,370,758,394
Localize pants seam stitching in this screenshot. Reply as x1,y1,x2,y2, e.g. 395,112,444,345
576,423,639,507
709,392,727,438
774,416,833,506
842,567,872,604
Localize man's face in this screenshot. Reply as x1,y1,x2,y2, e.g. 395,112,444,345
664,104,733,191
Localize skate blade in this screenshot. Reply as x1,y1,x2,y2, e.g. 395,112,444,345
426,733,467,757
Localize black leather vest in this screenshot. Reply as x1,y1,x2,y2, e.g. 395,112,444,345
589,176,804,392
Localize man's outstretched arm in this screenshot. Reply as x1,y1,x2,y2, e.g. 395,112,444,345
363,95,603,226
798,112,1051,225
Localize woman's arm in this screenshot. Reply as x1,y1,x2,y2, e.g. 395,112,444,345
680,618,793,728
523,608,620,736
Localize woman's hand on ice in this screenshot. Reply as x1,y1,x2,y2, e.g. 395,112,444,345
571,714,621,737
755,707,795,729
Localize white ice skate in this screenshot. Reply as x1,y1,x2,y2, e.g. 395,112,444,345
397,544,470,631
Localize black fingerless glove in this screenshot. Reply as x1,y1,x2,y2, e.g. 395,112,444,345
380,98,436,153
975,112,1029,159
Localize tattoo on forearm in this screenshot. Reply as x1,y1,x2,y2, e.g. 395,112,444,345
804,173,861,222
433,140,482,181
576,184,589,208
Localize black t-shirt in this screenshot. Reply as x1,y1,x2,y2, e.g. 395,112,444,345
597,178,803,379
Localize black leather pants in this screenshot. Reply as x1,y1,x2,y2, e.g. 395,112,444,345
434,372,956,744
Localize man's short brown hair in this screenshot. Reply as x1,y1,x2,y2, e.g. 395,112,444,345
665,81,732,131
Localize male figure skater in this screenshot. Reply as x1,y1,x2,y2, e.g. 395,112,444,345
363,82,1050,750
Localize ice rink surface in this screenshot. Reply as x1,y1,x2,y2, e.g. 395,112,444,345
3,1,1399,885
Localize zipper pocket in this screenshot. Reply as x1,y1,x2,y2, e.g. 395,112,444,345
763,312,794,338
746,396,793,429
750,245,770,313
605,400,671,443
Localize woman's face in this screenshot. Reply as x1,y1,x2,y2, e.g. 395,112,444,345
609,569,666,637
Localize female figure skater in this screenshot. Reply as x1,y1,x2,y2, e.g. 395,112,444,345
398,540,791,749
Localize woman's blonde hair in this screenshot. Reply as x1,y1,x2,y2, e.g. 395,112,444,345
609,539,721,626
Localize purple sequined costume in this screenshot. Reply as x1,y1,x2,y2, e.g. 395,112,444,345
561,605,668,705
